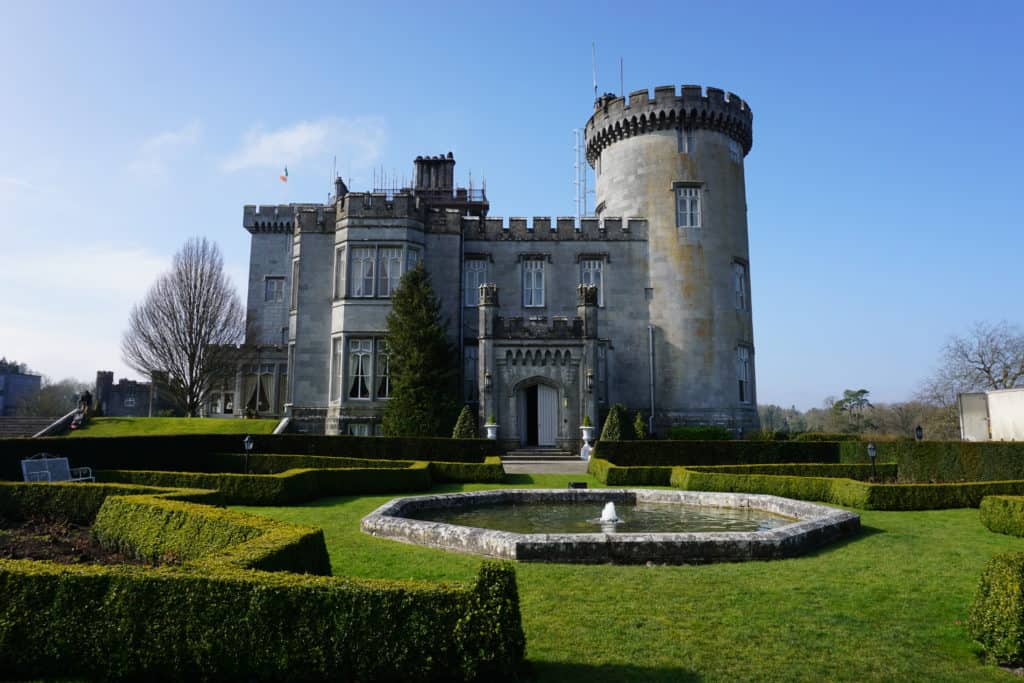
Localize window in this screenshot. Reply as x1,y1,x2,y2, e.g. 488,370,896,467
728,139,742,163
331,338,344,401
463,345,478,402
580,259,604,306
378,247,403,297
264,276,285,302
333,247,346,299
675,186,702,229
376,340,390,398
351,248,375,298
523,258,545,307
406,247,421,271
678,127,696,154
733,261,749,311
290,260,300,309
737,346,752,404
224,392,234,414
464,259,488,307
124,395,136,408
347,423,371,436
348,338,373,399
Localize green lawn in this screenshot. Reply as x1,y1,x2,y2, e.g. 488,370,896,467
68,417,279,437
237,474,1023,682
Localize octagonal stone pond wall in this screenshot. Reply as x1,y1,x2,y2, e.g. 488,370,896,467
360,489,860,564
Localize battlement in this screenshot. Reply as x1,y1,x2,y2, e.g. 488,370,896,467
243,205,303,233
462,214,646,241
585,84,753,163
294,205,337,233
340,191,420,220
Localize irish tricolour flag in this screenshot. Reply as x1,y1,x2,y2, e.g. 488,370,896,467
279,166,288,183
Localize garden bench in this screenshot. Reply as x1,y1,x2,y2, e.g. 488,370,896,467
21,453,94,483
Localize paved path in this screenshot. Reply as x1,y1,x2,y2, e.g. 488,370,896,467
502,461,590,475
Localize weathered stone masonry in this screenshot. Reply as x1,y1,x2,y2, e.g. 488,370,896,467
219,84,760,441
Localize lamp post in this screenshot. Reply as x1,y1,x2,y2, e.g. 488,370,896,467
243,434,253,474
915,425,923,442
867,442,877,481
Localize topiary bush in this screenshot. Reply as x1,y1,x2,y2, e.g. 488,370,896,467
600,404,631,441
980,496,1024,537
667,425,732,440
452,405,478,439
969,552,1024,664
633,411,647,440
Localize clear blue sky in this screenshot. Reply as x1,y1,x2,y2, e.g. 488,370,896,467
1,1,1021,410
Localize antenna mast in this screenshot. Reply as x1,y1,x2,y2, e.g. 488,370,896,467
592,42,597,99
574,129,589,221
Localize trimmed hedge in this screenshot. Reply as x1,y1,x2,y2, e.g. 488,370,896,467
670,466,1024,510
979,496,1024,537
0,481,216,524
969,552,1024,664
0,558,524,681
667,425,732,440
886,441,1024,483
587,458,672,486
0,482,526,681
97,463,434,505
0,433,496,480
793,432,861,441
596,440,846,467
430,456,506,483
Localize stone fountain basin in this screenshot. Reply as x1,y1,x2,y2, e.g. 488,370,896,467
360,489,860,564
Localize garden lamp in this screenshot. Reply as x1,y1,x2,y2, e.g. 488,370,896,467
243,435,253,474
867,442,877,481
915,425,923,442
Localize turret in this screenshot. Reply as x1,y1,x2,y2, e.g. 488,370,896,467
585,84,758,434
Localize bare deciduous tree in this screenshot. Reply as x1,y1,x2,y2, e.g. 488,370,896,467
121,237,244,416
937,321,1024,392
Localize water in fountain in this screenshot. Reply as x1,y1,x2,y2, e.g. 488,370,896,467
600,501,620,523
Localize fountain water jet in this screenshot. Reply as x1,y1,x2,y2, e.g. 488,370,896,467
600,502,620,524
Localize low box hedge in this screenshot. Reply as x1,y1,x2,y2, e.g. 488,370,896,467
0,433,497,480
587,458,672,486
97,463,434,506
969,552,1024,664
0,482,526,681
670,466,1024,510
430,456,506,483
596,440,844,467
0,481,216,524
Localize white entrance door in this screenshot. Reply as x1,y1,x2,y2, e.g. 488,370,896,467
537,384,557,447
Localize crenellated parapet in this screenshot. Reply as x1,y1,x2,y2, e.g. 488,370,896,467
294,205,336,234
340,191,420,220
462,215,646,241
493,315,585,340
243,205,302,233
584,84,753,164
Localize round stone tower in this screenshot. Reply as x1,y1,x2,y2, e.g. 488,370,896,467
585,85,758,434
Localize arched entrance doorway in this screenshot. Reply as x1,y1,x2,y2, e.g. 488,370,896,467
518,382,558,447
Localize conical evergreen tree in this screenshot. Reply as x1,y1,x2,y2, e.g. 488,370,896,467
381,264,459,437
600,403,633,441
452,404,478,439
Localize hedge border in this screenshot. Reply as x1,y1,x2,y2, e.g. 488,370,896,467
979,496,1024,537
0,482,525,681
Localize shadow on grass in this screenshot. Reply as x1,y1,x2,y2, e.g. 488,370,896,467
527,660,700,682
504,474,540,486
802,523,885,559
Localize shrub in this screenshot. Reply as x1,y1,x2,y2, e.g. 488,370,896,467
600,404,631,441
0,558,525,681
793,432,860,442
969,552,1024,664
430,457,505,483
633,411,647,440
888,441,1024,483
587,458,672,486
0,434,496,480
97,463,434,506
0,482,527,681
667,425,732,440
980,496,1024,537
596,440,841,467
452,405,479,439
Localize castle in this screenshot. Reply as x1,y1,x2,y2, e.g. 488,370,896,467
209,84,759,446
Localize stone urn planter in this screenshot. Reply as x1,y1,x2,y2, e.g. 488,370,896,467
580,425,595,444
484,418,499,440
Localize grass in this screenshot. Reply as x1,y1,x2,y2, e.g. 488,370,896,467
236,473,1024,682
68,417,279,437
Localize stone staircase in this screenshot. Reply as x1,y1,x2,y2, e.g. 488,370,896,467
0,417,61,438
501,448,581,463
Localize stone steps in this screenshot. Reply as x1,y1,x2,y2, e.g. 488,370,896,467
502,449,582,463
0,417,60,438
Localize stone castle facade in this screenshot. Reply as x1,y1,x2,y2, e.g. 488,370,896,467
211,84,759,445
